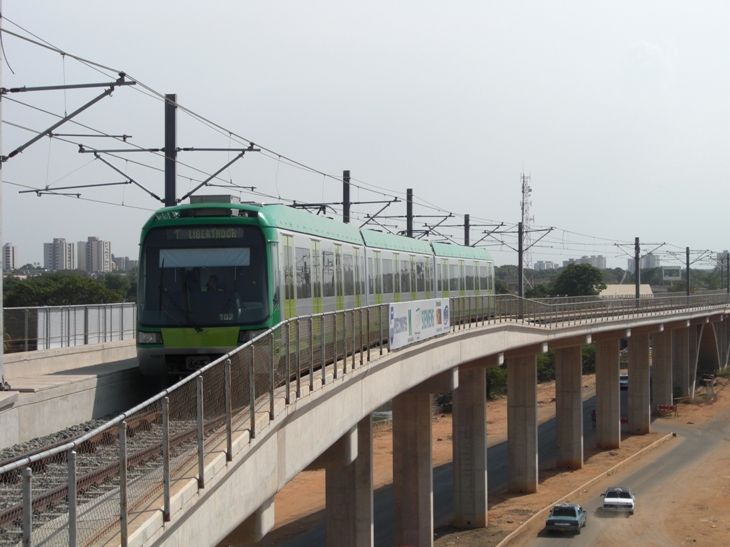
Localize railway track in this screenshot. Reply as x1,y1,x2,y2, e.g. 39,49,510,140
0,409,226,546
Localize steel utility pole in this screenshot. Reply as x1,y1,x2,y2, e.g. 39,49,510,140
634,237,640,301
518,222,524,298
164,93,177,206
464,214,470,246
0,0,6,389
406,188,413,238
342,170,350,223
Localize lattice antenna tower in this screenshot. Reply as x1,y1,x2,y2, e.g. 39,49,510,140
521,172,534,270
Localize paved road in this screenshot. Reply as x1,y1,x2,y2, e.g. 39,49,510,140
528,403,730,546
263,395,600,547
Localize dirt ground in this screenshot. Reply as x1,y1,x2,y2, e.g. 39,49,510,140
266,374,730,546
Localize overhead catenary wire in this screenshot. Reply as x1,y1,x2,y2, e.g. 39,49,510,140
2,16,725,263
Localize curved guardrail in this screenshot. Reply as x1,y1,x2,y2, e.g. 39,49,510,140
1,292,729,546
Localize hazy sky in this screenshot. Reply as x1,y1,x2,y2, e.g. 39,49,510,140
3,1,730,269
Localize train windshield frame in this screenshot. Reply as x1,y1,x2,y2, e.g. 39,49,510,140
139,225,268,327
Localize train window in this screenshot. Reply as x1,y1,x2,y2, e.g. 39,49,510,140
382,258,394,293
416,258,425,292
400,259,411,293
375,252,382,294
323,250,335,297
335,247,343,298
479,265,488,291
296,247,312,299
368,256,374,294
357,250,365,294
425,260,433,293
439,261,447,292
283,237,294,301
460,261,465,292
312,241,322,298
449,263,459,291
343,253,354,296
465,264,475,290
393,255,401,294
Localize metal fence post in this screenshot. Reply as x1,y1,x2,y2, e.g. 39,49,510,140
379,305,384,355
162,397,171,522
309,317,314,391
285,321,291,404
82,306,88,346
296,319,302,397
334,314,339,380
249,345,256,439
359,308,364,366
197,376,205,489
22,467,32,547
321,315,326,385
342,311,348,374
366,307,371,362
24,308,29,351
225,359,233,461
119,421,128,547
351,310,356,369
120,304,124,341
68,450,77,546
269,333,275,419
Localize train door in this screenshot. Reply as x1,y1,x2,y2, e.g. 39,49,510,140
354,247,363,308
374,251,382,305
282,234,296,319
335,245,344,310
312,240,322,313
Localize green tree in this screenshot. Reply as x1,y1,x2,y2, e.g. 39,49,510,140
552,263,606,296
3,272,126,307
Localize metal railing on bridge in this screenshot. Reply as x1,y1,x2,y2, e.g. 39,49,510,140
2,303,136,353
1,292,729,546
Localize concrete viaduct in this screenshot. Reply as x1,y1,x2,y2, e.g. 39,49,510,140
126,300,730,547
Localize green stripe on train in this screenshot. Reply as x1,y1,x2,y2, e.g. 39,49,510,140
162,327,240,348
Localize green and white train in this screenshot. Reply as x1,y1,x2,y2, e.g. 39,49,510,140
136,196,494,377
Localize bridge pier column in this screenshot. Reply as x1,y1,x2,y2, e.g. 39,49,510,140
507,353,537,493
628,333,651,434
325,418,373,547
452,366,487,528
651,330,673,409
673,326,690,398
554,346,583,469
689,324,701,398
393,391,433,547
595,338,620,449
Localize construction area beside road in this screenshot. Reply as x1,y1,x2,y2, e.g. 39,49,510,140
255,373,730,546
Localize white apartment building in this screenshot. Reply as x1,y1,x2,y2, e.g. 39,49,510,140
2,243,16,272
43,238,76,271
82,236,112,273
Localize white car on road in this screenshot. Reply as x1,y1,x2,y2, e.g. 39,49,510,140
602,487,635,515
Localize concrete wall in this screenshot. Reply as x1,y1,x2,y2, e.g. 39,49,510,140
3,339,136,379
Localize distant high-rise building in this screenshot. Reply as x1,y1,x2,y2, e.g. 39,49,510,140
563,255,606,269
81,236,112,273
43,238,75,271
628,253,661,272
112,255,137,272
3,243,16,272
534,260,558,271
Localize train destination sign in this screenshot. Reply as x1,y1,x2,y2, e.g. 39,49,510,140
389,298,450,350
170,227,245,241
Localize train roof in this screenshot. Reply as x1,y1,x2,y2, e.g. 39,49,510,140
431,241,492,261
259,204,364,245
360,229,434,255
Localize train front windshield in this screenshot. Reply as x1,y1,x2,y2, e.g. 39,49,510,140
139,226,268,327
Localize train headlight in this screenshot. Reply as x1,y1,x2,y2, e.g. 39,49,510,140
138,331,162,344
